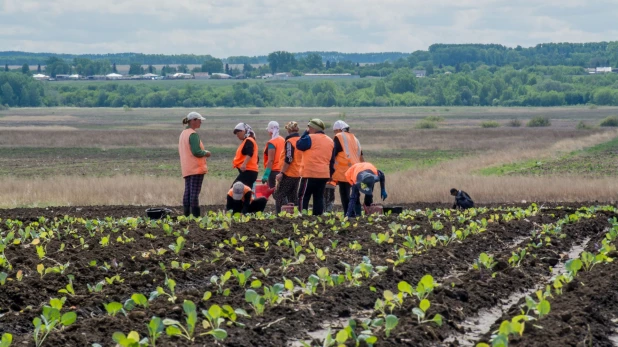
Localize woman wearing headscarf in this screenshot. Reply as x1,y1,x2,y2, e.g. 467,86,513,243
330,120,364,215
274,121,303,213
179,112,211,217
232,123,259,188
262,121,285,187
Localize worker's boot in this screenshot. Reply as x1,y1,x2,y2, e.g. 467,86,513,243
183,206,191,217
191,206,201,218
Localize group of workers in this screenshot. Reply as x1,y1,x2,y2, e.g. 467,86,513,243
178,112,473,218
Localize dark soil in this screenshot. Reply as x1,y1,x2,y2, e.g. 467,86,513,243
0,204,615,347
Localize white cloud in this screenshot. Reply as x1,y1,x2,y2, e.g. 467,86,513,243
0,0,616,56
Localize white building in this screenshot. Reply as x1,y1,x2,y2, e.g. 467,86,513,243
106,73,123,80
32,74,49,81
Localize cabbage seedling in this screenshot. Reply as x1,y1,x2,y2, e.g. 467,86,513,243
112,331,149,347
231,269,252,288
244,289,266,315
151,276,177,303
263,283,285,305
1,333,12,347
384,315,398,337
32,298,77,347
200,304,228,341
146,317,164,347
104,302,124,317
210,271,231,296
565,258,582,277
412,299,443,326
169,236,185,255
163,300,197,341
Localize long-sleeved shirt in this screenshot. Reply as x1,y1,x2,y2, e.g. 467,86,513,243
296,130,323,151
453,190,474,209
187,127,208,157
346,169,386,217
284,133,300,164
330,134,364,176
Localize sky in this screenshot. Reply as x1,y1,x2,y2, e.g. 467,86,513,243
1,0,618,57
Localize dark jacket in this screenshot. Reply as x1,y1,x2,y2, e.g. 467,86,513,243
453,190,474,209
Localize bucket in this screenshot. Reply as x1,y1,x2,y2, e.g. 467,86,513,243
146,208,172,219
255,183,275,199
363,204,383,216
281,203,296,214
383,206,403,214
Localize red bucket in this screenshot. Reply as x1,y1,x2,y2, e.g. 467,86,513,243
254,183,275,199
363,204,383,215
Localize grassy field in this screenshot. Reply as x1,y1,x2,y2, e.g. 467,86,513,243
1,106,618,207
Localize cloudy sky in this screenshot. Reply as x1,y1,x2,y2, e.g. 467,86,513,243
1,0,618,57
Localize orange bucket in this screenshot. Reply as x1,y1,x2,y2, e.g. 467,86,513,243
254,183,275,199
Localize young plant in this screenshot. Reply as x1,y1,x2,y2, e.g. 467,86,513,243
58,276,75,296
200,304,228,340
104,302,125,317
231,268,251,288
169,236,185,254
244,289,266,316
508,248,527,268
524,290,551,319
412,299,443,326
384,314,399,337
210,271,232,296
32,298,77,347
151,276,177,303
473,253,497,271
1,333,13,347
87,280,105,293
112,331,149,347
146,317,164,347
163,300,197,341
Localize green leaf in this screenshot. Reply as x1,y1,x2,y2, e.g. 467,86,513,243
475,343,490,347
419,299,430,312
124,298,136,311
385,315,399,330
245,289,258,302
131,293,148,307
1,333,13,347
336,329,348,343
183,300,196,315
127,331,140,342
397,281,413,295
112,332,127,343
317,267,329,279
165,325,182,337
412,308,425,319
49,298,63,310
208,304,222,319
202,291,212,301
250,280,262,289
33,317,42,328
538,300,551,317
60,312,77,326
209,329,228,340
432,314,443,326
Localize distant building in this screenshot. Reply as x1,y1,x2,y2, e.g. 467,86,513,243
193,72,210,80
211,73,232,79
596,67,612,73
171,73,193,79
87,75,106,80
301,73,359,80
413,70,426,78
106,73,123,80
55,74,70,80
69,74,80,79
32,74,49,81
274,72,291,80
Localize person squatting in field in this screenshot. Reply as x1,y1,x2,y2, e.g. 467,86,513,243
262,121,285,212
226,182,268,214
178,112,211,217
232,123,259,188
296,118,334,216
274,121,303,213
345,162,387,218
327,120,364,214
451,188,474,209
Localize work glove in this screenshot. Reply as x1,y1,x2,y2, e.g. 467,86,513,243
381,188,388,201
261,168,271,184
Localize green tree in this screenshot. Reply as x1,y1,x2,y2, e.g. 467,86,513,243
304,53,323,70
45,57,70,77
4,64,7,72
388,69,417,94
21,64,30,74
1,82,15,106
128,63,144,75
201,58,223,74
37,64,41,73
267,51,296,73
374,80,388,96
112,63,117,73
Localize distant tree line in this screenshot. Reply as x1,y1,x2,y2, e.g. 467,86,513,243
4,63,618,108
4,42,618,67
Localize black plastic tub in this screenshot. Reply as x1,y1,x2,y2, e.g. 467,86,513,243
383,206,403,214
146,208,171,219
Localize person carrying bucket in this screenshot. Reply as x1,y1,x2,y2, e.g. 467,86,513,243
345,162,387,218
226,182,267,214
330,120,364,214
178,112,211,217
262,121,285,211
296,119,334,216
232,123,259,188
274,121,303,213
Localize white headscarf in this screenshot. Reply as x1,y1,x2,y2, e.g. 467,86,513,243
266,121,280,140
234,122,255,138
333,120,350,131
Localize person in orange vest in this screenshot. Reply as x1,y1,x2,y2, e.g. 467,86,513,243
330,120,364,214
274,121,303,213
226,182,268,214
262,121,285,187
345,162,387,218
296,119,334,215
232,123,259,188
178,112,211,217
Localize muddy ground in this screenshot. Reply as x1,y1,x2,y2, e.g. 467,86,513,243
0,203,616,346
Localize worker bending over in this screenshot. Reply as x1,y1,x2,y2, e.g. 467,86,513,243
450,188,474,210
345,162,387,218
226,182,268,214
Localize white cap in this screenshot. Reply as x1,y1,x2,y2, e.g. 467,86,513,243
333,120,349,131
186,112,205,121
232,182,246,200
266,121,279,131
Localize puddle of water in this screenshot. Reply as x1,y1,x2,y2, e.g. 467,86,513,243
444,238,591,346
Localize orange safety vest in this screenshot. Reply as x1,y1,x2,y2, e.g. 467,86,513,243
263,136,285,171
178,128,207,178
300,133,334,179
233,137,259,172
345,162,378,186
332,132,362,181
279,136,303,178
228,184,253,202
